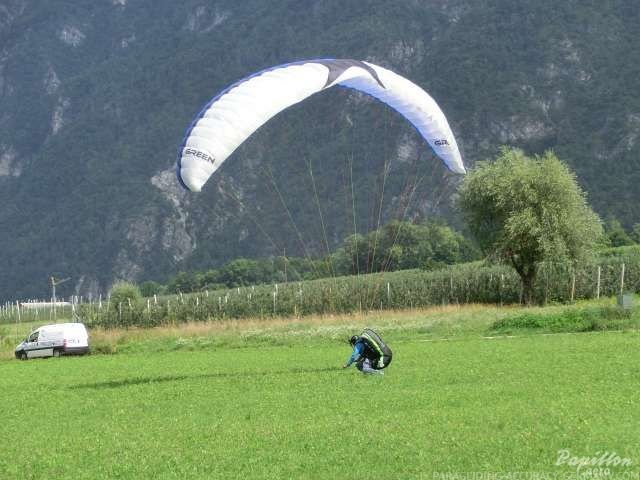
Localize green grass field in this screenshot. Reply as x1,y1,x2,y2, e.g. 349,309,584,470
1,307,638,479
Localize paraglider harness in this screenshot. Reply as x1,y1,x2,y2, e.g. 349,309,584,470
357,329,393,370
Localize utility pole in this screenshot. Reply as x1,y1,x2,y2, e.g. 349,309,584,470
50,276,70,321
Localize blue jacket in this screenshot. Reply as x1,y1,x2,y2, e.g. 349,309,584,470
345,341,365,366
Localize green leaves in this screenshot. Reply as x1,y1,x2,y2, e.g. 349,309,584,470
334,220,479,274
109,281,142,308
459,147,604,303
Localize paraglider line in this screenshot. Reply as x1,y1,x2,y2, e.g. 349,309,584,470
215,177,281,253
368,155,392,276
307,157,337,280
349,154,360,278
263,165,322,280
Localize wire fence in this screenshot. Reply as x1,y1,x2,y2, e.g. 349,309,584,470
2,254,637,331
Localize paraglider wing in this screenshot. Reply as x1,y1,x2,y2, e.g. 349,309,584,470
177,59,465,193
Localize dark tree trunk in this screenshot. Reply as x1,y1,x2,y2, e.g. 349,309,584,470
510,254,538,305
521,271,536,305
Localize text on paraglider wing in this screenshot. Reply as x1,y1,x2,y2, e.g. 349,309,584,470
184,148,216,166
434,139,450,146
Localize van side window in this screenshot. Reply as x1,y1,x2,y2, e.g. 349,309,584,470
28,332,39,343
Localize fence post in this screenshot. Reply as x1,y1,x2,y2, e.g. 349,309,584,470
449,274,454,301
596,266,601,299
620,263,625,295
14,302,19,343
544,266,549,304
465,279,470,304
570,274,576,303
273,291,277,315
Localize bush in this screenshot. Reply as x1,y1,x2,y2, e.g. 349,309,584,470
109,282,142,309
140,281,164,297
489,306,636,334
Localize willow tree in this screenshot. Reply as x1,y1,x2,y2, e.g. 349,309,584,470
458,147,603,304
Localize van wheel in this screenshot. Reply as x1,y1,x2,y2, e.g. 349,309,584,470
53,350,61,358
19,352,27,360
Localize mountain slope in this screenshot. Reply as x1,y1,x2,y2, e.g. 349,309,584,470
1,0,639,300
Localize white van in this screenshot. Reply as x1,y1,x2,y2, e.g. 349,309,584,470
15,323,89,360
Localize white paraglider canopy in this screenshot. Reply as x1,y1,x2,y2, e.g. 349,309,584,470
177,58,465,192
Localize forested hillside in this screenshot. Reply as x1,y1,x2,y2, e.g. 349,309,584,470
1,0,639,300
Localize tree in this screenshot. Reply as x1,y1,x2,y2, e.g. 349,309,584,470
167,272,197,294
334,220,478,275
140,280,163,297
418,221,479,270
458,147,603,304
218,258,262,287
633,224,640,244
109,281,142,308
604,217,634,247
